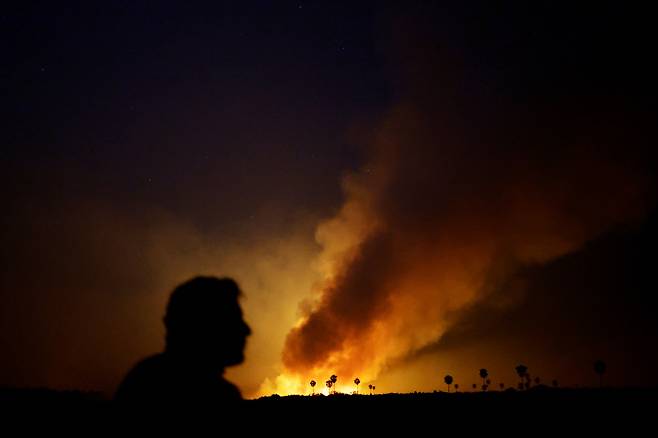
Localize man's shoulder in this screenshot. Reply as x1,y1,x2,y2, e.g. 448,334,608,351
114,353,168,401
131,353,168,370
123,353,171,379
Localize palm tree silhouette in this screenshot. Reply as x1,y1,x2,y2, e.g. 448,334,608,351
368,384,373,395
354,377,360,394
479,369,488,387
444,375,453,392
372,385,376,394
330,374,338,394
310,379,316,395
454,383,459,392
325,379,332,394
594,360,606,387
515,364,528,390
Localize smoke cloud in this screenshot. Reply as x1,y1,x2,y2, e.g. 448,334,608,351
274,20,653,391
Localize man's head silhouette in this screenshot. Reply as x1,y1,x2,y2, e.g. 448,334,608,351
115,276,251,404
164,277,251,369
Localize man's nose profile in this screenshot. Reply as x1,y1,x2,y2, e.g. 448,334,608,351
115,276,251,404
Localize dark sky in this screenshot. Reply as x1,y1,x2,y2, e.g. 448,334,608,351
2,1,657,396
4,1,389,224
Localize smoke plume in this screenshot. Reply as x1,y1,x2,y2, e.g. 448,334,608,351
270,23,652,393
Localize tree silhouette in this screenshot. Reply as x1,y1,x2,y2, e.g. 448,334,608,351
454,383,459,392
444,375,453,392
330,374,338,394
515,364,528,390
325,380,332,394
310,379,316,395
354,377,360,394
368,384,373,395
372,385,376,394
594,360,606,387
472,383,477,390
479,368,488,387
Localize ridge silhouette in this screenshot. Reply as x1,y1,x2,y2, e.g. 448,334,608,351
115,276,251,405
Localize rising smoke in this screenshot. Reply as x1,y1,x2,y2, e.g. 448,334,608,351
272,18,652,392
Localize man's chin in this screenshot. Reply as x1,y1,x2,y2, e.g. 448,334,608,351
224,353,245,367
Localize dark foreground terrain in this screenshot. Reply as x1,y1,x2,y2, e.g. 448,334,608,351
2,386,656,429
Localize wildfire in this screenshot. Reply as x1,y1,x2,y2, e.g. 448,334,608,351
256,73,648,398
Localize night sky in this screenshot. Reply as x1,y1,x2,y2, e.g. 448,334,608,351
2,1,657,398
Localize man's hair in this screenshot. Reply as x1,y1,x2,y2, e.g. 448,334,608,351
164,276,242,338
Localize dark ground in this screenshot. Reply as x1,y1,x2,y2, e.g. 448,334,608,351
2,385,655,430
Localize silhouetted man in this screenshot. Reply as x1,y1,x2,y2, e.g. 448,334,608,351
115,276,251,405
